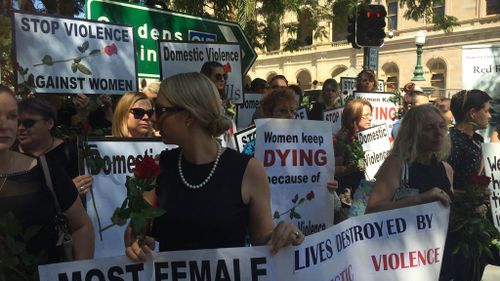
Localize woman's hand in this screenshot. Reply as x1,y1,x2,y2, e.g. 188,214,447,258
269,221,304,255
73,175,93,196
420,187,452,207
124,225,155,262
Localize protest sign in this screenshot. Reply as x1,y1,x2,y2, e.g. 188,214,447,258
83,138,175,258
378,79,385,92
482,143,500,231
340,77,356,104
158,41,243,104
39,202,449,281
358,124,392,180
355,92,398,128
295,106,308,120
254,119,335,235
234,125,256,153
323,107,344,135
13,11,137,94
236,93,262,129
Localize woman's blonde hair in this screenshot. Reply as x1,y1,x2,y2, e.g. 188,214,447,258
159,72,231,137
391,104,450,163
112,92,152,137
341,99,372,133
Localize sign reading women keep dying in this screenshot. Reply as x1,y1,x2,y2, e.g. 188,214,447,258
254,119,335,235
13,11,137,94
355,92,398,128
358,124,392,180
158,41,244,104
482,143,500,231
39,202,449,281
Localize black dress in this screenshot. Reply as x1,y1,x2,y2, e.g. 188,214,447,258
152,148,251,251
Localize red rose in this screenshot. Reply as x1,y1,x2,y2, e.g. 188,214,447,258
223,63,232,73
332,136,338,145
467,175,491,186
347,134,355,142
103,43,118,56
306,191,315,201
134,156,160,179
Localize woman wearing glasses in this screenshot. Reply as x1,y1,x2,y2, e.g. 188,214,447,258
0,86,94,266
17,98,93,196
111,92,154,138
125,73,304,260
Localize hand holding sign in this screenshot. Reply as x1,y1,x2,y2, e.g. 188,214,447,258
269,221,304,255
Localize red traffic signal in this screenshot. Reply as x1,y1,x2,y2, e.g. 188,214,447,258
355,4,387,48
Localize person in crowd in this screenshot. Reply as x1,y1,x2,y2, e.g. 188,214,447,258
0,85,94,264
111,92,154,138
142,81,160,102
252,75,289,122
250,78,269,94
288,84,304,107
334,99,372,218
200,61,228,101
433,97,454,126
309,79,341,120
355,69,377,92
391,82,429,138
88,95,114,131
124,73,304,260
17,98,93,196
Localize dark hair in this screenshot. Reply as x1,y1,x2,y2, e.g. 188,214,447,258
288,84,303,105
250,78,269,93
0,84,14,96
356,69,377,91
450,89,491,123
200,61,223,77
261,88,296,117
269,75,288,87
18,97,58,135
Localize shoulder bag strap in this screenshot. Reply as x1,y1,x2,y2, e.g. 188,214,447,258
400,162,409,187
40,155,62,214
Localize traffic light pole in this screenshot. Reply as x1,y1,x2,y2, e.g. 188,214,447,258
363,47,379,73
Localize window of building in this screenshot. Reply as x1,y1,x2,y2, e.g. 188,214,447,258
429,60,446,98
432,0,445,21
487,0,500,14
383,63,399,90
297,70,312,90
331,66,347,78
388,1,398,30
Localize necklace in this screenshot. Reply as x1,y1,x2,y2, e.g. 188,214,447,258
0,152,14,194
178,141,222,189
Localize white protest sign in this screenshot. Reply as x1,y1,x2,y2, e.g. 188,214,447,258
39,202,449,281
84,138,175,258
236,92,261,129
323,107,344,135
254,119,335,235
355,92,398,128
340,77,356,105
294,106,308,120
378,79,385,92
357,124,392,181
482,143,500,231
234,125,256,153
158,41,243,104
13,11,137,94
462,45,500,90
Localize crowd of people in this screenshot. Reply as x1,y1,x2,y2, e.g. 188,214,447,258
1,64,499,281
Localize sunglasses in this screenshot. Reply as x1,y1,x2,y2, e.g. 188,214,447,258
213,73,228,81
154,104,185,119
18,118,43,128
129,108,154,120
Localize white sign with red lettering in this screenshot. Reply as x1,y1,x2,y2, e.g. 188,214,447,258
39,202,449,281
481,143,500,231
354,92,398,127
254,119,335,236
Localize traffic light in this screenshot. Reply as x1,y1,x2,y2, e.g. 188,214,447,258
355,4,387,47
346,12,361,49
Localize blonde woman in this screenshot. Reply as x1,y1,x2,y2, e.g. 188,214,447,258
112,92,153,138
125,73,304,260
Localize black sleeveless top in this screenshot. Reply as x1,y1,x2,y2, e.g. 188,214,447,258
408,159,452,197
152,147,251,251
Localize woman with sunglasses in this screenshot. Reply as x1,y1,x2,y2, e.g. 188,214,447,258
17,98,94,196
112,92,154,138
125,73,304,261
0,85,94,267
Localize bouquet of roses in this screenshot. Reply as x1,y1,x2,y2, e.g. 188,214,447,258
451,174,500,280
106,157,165,244
334,132,366,171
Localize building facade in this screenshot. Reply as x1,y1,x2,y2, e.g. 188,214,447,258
247,0,500,97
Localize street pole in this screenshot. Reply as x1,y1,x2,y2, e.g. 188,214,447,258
411,30,426,81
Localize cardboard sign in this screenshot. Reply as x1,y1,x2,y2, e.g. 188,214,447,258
354,92,398,128
295,106,308,120
482,143,500,231
357,124,392,180
323,107,344,135
236,92,262,129
234,125,256,153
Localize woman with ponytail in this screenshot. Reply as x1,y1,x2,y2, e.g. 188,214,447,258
125,73,304,260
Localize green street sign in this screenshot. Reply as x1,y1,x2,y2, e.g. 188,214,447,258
86,0,257,80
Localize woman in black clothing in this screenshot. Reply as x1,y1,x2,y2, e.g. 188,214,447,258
125,73,304,261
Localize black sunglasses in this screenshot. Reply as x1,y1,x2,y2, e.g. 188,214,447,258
18,118,43,128
129,108,154,120
155,104,185,119
213,73,228,81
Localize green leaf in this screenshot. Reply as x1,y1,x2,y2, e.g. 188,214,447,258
74,57,82,63
273,211,280,219
130,213,147,235
141,207,166,218
77,41,89,53
298,198,305,205
292,212,301,219
89,49,101,56
292,194,299,204
6,236,25,255
76,63,92,75
41,55,53,66
111,208,128,226
71,63,77,73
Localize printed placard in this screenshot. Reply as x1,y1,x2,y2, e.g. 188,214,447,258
255,119,335,235
39,202,449,281
323,107,344,135
83,138,175,258
158,41,244,104
234,125,256,153
378,79,385,92
340,77,356,105
295,106,308,120
354,92,398,127
236,92,262,129
13,11,137,94
357,124,392,180
481,143,500,231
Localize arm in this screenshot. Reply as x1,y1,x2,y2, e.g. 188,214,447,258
64,197,94,260
334,155,358,177
242,158,304,254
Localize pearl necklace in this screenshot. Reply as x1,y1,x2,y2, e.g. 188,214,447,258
178,142,222,189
